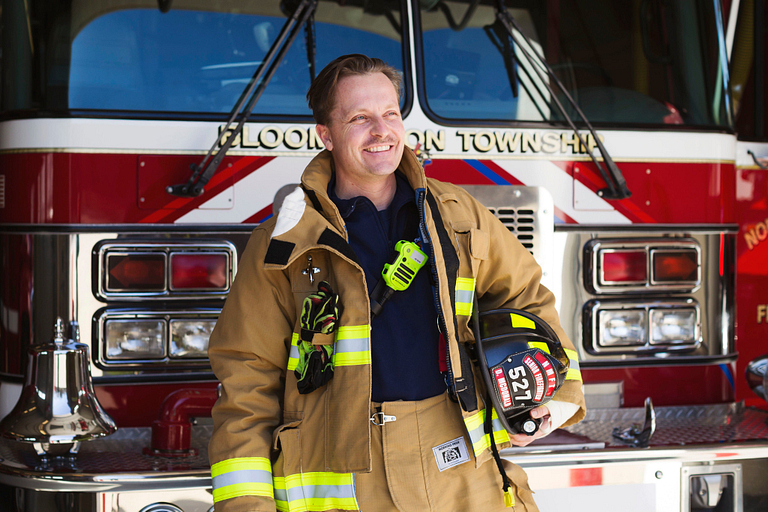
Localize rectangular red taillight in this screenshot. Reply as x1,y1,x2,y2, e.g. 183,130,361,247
106,253,166,291
600,250,648,284
170,253,229,290
651,250,699,283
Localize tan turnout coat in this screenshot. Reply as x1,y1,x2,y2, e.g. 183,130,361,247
208,148,586,512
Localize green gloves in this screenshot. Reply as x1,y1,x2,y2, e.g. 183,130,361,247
295,281,339,394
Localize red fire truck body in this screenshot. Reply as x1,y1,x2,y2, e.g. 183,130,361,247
0,0,767,510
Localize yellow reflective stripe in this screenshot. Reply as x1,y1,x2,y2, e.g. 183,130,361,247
275,497,359,512
564,348,583,382
472,428,510,457
212,457,272,476
215,482,274,502
333,325,371,367
287,333,300,372
335,325,370,340
510,313,536,329
455,277,476,316
211,457,273,503
464,408,510,457
567,367,583,382
528,341,550,353
333,352,371,366
274,472,358,512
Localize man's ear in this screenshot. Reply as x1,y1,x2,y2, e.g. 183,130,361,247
316,124,333,151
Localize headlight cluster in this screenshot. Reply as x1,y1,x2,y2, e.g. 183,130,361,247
592,302,700,353
584,238,702,356
94,240,236,373
100,314,217,367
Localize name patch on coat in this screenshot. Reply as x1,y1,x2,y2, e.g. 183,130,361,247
432,436,470,472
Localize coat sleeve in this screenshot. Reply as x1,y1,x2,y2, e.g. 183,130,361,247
208,226,296,512
468,193,586,428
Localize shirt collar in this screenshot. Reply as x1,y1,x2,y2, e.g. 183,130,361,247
328,171,413,219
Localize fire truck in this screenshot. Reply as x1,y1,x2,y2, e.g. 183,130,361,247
0,0,767,510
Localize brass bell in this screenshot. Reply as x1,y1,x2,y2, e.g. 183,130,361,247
0,318,117,456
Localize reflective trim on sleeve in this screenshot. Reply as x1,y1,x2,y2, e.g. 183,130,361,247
332,325,371,367
564,348,582,382
455,277,476,316
287,333,301,372
211,457,273,503
464,407,510,457
274,471,359,512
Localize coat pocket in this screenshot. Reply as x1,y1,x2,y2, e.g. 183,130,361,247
272,411,303,451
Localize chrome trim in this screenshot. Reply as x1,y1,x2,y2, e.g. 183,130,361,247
95,241,236,301
585,238,701,294
94,309,218,369
584,299,702,355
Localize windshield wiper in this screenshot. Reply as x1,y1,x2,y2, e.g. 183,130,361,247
168,0,319,198
491,1,631,200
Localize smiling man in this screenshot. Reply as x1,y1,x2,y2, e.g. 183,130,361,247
208,54,585,512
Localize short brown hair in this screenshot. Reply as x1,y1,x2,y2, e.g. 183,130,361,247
307,54,402,125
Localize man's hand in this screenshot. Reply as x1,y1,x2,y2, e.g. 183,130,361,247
508,405,551,447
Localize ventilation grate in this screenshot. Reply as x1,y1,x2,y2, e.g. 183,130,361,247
488,207,537,254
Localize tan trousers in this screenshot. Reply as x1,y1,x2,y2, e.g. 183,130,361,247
355,392,538,512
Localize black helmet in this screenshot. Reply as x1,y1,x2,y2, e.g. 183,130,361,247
473,309,569,435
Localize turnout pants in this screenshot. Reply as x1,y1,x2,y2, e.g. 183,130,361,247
355,392,538,512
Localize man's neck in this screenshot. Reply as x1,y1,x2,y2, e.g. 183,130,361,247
334,172,397,211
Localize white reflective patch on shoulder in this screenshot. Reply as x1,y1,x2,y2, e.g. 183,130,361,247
272,186,306,238
433,436,470,472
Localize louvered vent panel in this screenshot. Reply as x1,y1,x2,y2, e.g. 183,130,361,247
487,207,537,255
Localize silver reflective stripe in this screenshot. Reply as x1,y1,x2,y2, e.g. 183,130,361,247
335,336,369,353
213,469,273,490
289,341,300,360
455,288,473,305
275,483,358,503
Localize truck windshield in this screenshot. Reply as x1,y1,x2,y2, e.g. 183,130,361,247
1,0,405,118
418,0,731,128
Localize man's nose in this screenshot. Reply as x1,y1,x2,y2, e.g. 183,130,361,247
370,116,390,137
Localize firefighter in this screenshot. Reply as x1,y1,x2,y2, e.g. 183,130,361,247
208,54,586,512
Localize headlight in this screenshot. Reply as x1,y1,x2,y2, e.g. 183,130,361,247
105,319,165,360
598,309,646,346
650,308,697,344
170,319,216,358
587,300,701,355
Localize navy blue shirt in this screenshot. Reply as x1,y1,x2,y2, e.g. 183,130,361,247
330,172,446,402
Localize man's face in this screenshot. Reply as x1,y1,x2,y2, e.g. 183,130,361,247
316,72,405,186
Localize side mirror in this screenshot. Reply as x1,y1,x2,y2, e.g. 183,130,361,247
745,355,768,402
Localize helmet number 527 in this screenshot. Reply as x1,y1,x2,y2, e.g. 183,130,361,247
508,366,532,400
